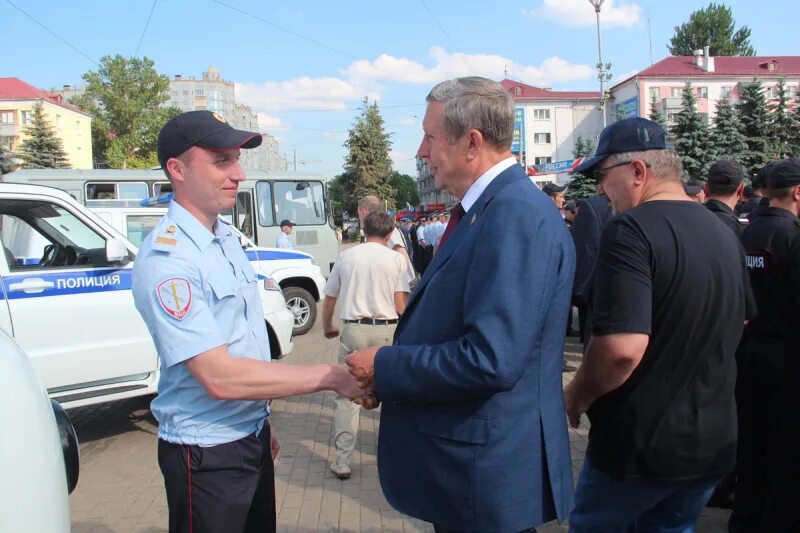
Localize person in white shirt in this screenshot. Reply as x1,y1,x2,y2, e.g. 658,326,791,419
358,195,416,282
276,219,294,249
321,211,410,479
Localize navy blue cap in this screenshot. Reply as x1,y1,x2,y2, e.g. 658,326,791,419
683,179,704,196
767,158,800,188
752,162,775,189
575,117,667,175
542,182,567,195
157,110,262,169
708,159,745,185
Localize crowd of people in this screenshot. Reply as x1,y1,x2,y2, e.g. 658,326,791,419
130,77,798,533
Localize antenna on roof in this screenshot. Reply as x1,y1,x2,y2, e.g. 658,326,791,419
504,64,508,79
648,17,654,65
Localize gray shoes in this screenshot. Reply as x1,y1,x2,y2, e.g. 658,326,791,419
329,462,351,480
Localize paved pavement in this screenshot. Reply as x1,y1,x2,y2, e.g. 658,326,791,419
67,317,730,532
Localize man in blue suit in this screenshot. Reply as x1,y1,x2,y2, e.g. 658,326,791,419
346,77,576,532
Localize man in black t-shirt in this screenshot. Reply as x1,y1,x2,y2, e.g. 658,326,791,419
730,158,800,533
704,159,746,236
564,118,747,532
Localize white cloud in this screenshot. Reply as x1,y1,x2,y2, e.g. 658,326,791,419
523,0,642,28
236,77,379,111
390,148,416,166
398,116,418,127
256,112,283,131
323,131,348,141
343,46,593,86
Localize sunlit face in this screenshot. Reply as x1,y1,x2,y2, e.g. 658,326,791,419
594,158,644,214
551,192,566,209
417,101,468,193
171,146,245,218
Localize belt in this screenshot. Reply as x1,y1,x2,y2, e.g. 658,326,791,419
343,318,398,325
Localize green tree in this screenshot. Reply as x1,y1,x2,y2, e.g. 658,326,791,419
390,171,419,209
566,136,597,201
648,99,667,129
668,3,755,56
16,102,70,169
790,93,800,157
710,97,747,164
737,79,772,174
671,83,715,179
70,54,180,168
0,144,15,174
770,78,794,159
328,175,346,226
340,97,396,214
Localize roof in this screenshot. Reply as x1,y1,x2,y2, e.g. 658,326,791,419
501,79,600,101
619,56,800,84
0,77,91,116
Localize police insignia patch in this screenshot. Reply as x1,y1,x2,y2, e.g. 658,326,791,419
156,277,192,320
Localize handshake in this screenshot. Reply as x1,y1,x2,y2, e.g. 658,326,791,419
329,346,382,410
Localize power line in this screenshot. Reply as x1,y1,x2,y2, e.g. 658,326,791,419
3,0,97,65
134,0,159,57
417,0,474,74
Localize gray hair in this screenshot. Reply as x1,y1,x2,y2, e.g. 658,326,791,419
608,149,683,181
426,77,514,149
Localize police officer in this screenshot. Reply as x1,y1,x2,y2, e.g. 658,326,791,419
704,159,746,236
132,111,363,533
738,163,772,220
731,158,800,533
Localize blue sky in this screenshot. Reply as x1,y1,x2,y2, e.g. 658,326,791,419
1,0,795,178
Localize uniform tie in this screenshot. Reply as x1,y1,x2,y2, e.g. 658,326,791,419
436,203,465,254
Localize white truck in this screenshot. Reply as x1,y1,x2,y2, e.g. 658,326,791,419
90,201,327,336
0,183,294,408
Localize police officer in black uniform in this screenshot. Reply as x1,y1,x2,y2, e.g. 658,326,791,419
704,159,746,236
730,158,800,533
738,163,772,220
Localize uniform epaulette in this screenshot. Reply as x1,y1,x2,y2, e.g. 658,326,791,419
151,221,180,253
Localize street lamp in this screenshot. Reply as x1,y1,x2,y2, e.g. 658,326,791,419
588,0,613,128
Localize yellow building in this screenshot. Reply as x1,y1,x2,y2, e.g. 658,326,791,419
0,77,92,169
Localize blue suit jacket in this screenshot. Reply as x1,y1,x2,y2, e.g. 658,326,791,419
374,163,576,532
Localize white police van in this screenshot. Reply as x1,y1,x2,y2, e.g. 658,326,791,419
90,198,327,336
0,329,78,532
0,183,294,408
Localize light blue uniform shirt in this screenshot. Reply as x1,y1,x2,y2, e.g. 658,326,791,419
276,231,292,249
132,201,271,446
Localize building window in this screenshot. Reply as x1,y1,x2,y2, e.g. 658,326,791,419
720,87,732,99
56,114,62,129
514,87,521,96
0,111,14,124
170,91,178,97
667,111,679,125
20,110,32,125
649,87,661,100
789,86,798,98
194,89,204,96
534,156,552,165
183,90,189,96
533,133,551,144
532,109,550,120
696,86,708,99
670,87,682,98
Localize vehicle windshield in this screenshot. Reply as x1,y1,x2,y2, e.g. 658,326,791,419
272,181,326,226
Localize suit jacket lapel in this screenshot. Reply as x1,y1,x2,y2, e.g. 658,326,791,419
397,164,527,331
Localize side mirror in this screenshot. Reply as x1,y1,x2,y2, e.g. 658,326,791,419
105,238,129,264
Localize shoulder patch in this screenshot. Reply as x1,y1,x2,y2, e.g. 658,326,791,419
156,277,192,320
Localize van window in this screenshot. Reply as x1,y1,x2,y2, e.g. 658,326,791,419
235,191,255,239
125,215,163,248
256,181,274,226
1,200,110,269
154,181,173,196
273,181,325,226
86,182,148,201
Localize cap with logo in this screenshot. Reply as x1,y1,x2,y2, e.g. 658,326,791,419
575,117,667,175
542,182,567,196
157,110,263,169
707,159,745,185
766,158,800,188
683,179,704,196
279,219,295,228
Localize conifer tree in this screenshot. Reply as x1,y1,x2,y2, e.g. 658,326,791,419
648,99,667,129
671,83,715,179
0,144,15,175
736,79,771,174
790,93,800,157
566,136,597,201
770,78,794,158
17,102,70,169
341,97,396,214
710,97,747,164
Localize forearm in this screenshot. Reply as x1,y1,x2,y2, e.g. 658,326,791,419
394,292,408,315
322,295,337,330
570,334,645,408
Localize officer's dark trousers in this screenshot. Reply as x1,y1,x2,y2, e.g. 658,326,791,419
158,423,276,533
730,337,800,533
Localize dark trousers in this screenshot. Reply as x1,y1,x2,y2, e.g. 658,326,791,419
434,526,537,533
158,423,276,533
730,337,800,533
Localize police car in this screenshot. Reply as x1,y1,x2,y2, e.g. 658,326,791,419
0,183,294,408
0,328,78,532
90,198,327,336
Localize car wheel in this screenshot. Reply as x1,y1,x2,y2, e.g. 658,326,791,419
283,286,316,336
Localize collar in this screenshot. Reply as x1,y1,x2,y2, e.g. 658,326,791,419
168,201,230,251
460,156,517,212
758,206,800,222
705,198,735,214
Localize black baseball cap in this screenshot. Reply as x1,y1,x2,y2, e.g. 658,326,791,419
707,160,745,185
575,117,667,175
542,182,567,196
767,158,800,188
752,162,775,189
683,179,704,196
279,219,295,228
157,110,262,169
